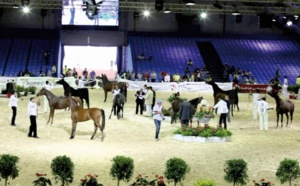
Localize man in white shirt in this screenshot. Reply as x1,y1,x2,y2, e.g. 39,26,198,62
257,97,269,131
164,73,170,82
213,97,229,129
27,97,40,138
252,89,260,120
78,76,85,88
43,81,51,113
9,90,19,126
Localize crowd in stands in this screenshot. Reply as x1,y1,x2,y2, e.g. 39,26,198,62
223,63,256,84
122,59,210,83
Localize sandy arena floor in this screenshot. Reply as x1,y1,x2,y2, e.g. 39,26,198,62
1,87,300,186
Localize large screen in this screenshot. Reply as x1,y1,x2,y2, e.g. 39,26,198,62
62,0,119,26
63,46,118,79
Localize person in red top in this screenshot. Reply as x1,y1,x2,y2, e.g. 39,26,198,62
144,71,150,82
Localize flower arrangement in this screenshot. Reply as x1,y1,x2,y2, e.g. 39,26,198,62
174,124,232,138
130,174,166,186
32,173,52,186
253,178,274,186
80,174,103,186
197,106,215,119
167,93,182,103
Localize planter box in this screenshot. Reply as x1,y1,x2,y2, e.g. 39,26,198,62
174,135,231,143
289,95,297,99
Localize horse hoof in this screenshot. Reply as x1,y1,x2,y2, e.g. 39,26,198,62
70,136,74,139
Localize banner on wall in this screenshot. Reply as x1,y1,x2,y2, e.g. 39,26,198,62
235,84,269,93
117,78,233,92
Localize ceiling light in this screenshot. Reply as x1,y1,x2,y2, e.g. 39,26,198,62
23,6,29,13
232,11,240,16
200,12,207,19
164,9,171,13
186,0,195,6
287,20,293,26
143,10,150,17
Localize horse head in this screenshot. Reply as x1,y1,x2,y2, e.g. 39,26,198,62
205,78,213,85
36,88,46,97
56,78,65,85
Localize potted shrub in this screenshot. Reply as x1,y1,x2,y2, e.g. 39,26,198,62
50,155,74,186
275,158,300,186
224,159,248,186
33,173,52,186
16,85,24,97
28,86,37,94
0,154,20,186
110,155,134,186
164,157,190,186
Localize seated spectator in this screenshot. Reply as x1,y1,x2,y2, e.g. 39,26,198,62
144,71,150,82
151,70,157,82
130,71,136,81
164,73,170,82
160,71,166,82
90,70,96,80
189,73,195,82
182,74,189,82
194,66,200,74
185,67,191,75
187,59,193,66
228,73,233,82
250,76,256,84
233,77,239,84
137,71,143,81
17,70,24,77
137,54,145,60
173,72,181,83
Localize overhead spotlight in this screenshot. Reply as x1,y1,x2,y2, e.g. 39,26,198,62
143,10,150,17
287,20,293,26
200,12,207,19
23,6,30,13
186,0,195,6
13,4,19,8
155,0,163,12
164,8,171,13
232,11,240,16
213,3,223,9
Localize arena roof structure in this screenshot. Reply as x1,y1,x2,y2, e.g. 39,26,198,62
0,0,300,15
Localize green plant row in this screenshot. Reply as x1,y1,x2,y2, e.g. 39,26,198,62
173,125,232,138
287,84,300,94
1,154,300,186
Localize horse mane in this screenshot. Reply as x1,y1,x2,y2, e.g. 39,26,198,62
189,97,200,106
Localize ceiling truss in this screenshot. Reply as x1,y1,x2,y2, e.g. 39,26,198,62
0,0,299,15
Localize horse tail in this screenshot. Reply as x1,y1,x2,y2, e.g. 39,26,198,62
124,83,127,102
85,88,90,108
100,109,105,131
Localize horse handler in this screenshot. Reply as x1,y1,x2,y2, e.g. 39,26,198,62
27,97,40,138
153,99,164,141
257,97,269,131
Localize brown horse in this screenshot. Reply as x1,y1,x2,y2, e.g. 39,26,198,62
206,80,239,116
68,96,106,141
268,90,294,128
99,74,127,102
171,96,203,124
36,88,82,125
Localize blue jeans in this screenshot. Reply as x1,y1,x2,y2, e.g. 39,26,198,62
154,119,161,139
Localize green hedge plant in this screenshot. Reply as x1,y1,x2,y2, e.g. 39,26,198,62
224,159,248,186
110,155,134,186
164,157,190,186
50,155,74,186
0,154,20,186
276,158,300,186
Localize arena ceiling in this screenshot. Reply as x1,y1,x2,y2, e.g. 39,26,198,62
0,0,300,15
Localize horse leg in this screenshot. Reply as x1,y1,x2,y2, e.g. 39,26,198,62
70,122,77,139
276,113,279,128
231,104,234,117
280,114,284,128
50,110,55,125
48,109,54,125
109,107,114,119
104,91,107,102
285,113,289,127
91,123,98,140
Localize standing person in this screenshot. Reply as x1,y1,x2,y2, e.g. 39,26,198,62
63,65,68,77
135,88,145,115
78,76,85,88
257,97,269,131
282,76,289,98
151,70,157,82
112,84,121,115
179,98,192,127
43,81,51,113
72,68,78,78
143,86,154,117
213,98,229,129
51,64,56,77
90,70,96,80
164,73,170,82
225,95,231,123
8,90,19,126
252,89,260,120
153,99,164,141
27,97,40,138
82,68,88,79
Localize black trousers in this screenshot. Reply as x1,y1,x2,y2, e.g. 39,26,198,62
11,106,17,125
219,113,227,129
29,116,37,137
135,100,144,114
